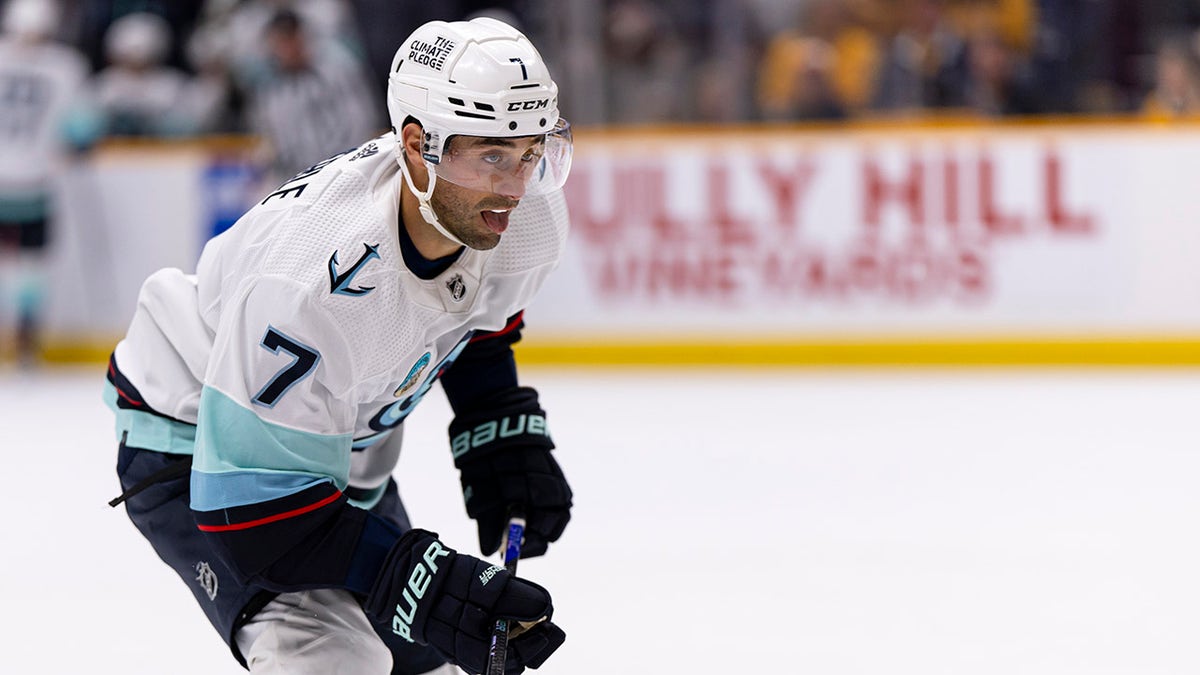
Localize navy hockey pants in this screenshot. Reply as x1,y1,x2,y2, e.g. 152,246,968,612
113,441,445,673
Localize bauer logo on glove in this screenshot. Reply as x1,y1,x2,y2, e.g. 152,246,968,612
389,538,452,642
449,387,572,558
451,412,549,459
367,529,566,673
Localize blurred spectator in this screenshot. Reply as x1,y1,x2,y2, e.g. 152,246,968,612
242,8,380,181
1141,34,1200,120
89,11,192,137
696,57,751,123
962,25,1040,115
758,33,844,120
0,0,89,364
6,0,1200,133
1025,0,1139,114
945,0,1035,55
756,0,882,120
69,0,205,74
872,0,970,112
202,0,366,83
177,23,243,134
745,0,809,38
1098,0,1146,112
602,0,689,124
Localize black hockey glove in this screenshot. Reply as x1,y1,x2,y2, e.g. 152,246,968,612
365,529,565,674
449,386,572,558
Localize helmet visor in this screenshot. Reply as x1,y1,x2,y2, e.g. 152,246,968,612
433,118,572,197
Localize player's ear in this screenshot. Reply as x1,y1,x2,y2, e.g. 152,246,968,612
400,121,424,164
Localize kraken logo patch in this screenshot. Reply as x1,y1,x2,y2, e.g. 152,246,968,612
395,352,431,397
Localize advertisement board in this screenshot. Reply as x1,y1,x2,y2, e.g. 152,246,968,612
42,124,1200,364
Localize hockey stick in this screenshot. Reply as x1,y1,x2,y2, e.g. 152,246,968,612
485,510,526,675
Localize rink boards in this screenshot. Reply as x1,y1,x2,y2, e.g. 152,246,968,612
40,121,1200,365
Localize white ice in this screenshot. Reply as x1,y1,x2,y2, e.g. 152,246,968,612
4,366,1200,674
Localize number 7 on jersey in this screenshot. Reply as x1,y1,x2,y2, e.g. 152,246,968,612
253,327,321,407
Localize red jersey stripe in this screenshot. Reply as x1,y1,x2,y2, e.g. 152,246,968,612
196,490,342,532
469,310,523,343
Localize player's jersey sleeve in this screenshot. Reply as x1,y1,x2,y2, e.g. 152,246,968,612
189,275,397,592
440,311,524,414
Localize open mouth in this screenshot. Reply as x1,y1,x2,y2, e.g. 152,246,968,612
480,208,511,235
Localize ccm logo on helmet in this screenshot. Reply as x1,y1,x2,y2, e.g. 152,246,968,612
507,99,551,112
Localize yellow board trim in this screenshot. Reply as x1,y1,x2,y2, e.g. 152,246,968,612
34,336,1200,369
38,340,118,366
513,337,1200,367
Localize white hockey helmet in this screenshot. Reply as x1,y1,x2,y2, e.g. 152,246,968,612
105,12,172,66
2,0,58,39
387,16,572,198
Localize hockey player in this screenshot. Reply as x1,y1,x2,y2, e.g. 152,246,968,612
0,0,88,363
106,17,573,675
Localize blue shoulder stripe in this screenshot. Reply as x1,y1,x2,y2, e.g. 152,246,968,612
191,469,333,512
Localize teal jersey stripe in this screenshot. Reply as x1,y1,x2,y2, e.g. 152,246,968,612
190,469,334,512
102,381,197,454
193,386,352,493
0,194,49,222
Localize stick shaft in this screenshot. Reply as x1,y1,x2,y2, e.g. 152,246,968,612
485,515,526,675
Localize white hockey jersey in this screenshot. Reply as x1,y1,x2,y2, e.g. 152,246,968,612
108,133,568,513
0,37,87,201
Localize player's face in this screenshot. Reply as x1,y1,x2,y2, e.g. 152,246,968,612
427,135,541,250
427,178,516,250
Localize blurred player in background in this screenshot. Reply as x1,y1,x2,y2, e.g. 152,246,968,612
244,8,381,183
89,11,192,137
106,16,573,675
0,0,87,365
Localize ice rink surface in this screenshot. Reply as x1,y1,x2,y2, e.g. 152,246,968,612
5,365,1200,674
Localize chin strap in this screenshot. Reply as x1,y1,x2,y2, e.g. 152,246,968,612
396,143,467,248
